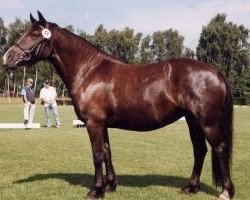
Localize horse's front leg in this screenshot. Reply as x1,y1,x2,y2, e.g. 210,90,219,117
103,129,117,192
86,119,106,199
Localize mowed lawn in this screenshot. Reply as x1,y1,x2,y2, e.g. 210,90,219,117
0,102,249,200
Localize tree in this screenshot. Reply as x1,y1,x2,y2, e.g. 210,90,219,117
150,29,184,62
0,17,8,93
92,24,109,52
64,25,75,33
77,29,93,42
92,25,142,64
2,18,29,97
183,48,195,59
0,17,7,55
107,27,142,63
197,13,250,77
7,18,29,47
140,35,154,64
196,13,250,97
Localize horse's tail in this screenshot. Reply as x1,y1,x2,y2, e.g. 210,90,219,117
212,80,233,186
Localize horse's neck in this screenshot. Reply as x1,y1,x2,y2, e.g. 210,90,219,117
49,28,108,94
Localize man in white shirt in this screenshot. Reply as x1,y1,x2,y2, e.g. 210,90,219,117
40,80,61,128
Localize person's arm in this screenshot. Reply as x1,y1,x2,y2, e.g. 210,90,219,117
39,89,50,104
40,89,53,104
23,95,28,103
44,99,50,104
50,87,57,104
20,88,28,103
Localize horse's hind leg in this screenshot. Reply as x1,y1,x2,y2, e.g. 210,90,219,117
200,124,234,200
182,114,207,194
103,129,117,192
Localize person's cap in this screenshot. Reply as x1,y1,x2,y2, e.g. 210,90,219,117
27,78,34,83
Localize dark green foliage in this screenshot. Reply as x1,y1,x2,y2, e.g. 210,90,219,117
93,25,142,63
183,48,195,59
0,17,7,55
151,29,184,62
196,14,250,98
140,35,154,64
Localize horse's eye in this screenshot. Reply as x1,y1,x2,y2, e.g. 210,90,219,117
31,31,39,38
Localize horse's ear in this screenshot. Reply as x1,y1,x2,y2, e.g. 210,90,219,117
30,13,37,24
37,10,46,22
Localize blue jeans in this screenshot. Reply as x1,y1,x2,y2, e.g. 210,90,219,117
45,105,61,127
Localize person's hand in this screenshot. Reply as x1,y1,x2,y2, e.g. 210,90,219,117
49,98,56,104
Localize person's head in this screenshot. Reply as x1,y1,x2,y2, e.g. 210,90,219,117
27,78,34,87
43,80,50,88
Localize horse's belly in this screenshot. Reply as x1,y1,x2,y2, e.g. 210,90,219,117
108,105,183,131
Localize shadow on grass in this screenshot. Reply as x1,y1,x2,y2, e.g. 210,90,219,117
14,173,217,196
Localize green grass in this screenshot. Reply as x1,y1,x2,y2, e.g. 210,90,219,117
0,103,249,199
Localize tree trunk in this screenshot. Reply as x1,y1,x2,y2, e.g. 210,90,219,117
52,72,55,86
13,73,16,97
7,73,10,103
4,78,6,96
34,66,38,92
62,84,65,105
22,66,26,87
16,84,19,97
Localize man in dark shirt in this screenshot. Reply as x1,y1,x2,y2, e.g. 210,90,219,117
20,78,36,127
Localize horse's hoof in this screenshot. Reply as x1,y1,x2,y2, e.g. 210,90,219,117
86,188,104,199
181,183,200,194
105,184,117,193
219,190,231,200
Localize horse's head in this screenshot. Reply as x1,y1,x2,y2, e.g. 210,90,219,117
3,11,54,70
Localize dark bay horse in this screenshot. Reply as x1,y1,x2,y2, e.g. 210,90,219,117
3,12,234,200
